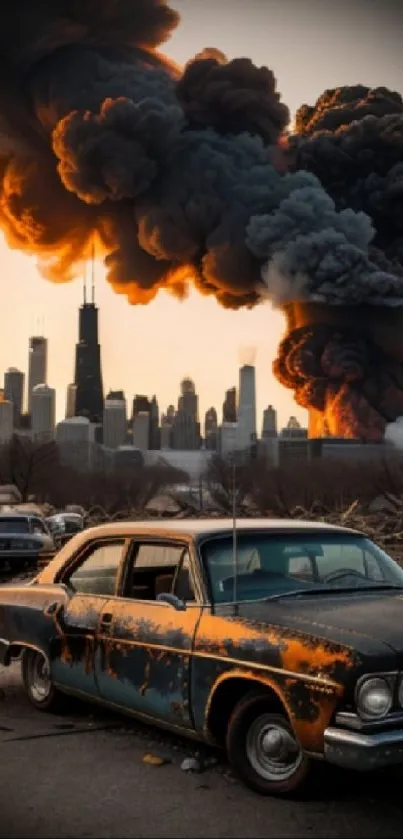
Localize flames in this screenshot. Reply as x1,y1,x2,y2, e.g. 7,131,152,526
274,303,403,440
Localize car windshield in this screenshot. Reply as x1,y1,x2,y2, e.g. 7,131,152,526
0,518,29,533
200,531,403,604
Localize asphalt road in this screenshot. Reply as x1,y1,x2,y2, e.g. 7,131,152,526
1,663,403,838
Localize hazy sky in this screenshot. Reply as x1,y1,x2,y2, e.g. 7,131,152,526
1,0,402,426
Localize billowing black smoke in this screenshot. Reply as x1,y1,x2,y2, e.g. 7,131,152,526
0,0,401,316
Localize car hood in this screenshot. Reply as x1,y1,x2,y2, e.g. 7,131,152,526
236,590,403,660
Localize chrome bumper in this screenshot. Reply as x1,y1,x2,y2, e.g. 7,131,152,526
324,726,403,771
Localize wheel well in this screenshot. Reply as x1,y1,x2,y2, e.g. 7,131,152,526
207,677,285,745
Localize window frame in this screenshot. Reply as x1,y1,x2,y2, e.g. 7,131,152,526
57,536,131,597
117,536,203,605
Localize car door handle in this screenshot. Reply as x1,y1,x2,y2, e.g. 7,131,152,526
99,612,113,630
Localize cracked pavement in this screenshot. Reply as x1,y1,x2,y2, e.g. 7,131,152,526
2,662,403,838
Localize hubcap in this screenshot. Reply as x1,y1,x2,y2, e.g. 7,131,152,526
28,652,52,703
246,715,303,782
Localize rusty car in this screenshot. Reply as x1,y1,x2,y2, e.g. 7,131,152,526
2,517,403,796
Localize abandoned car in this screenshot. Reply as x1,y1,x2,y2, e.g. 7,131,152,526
0,512,55,572
2,517,403,795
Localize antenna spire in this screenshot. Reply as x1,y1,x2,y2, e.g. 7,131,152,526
91,240,95,304
83,260,87,305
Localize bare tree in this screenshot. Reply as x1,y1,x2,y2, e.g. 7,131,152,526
0,435,60,502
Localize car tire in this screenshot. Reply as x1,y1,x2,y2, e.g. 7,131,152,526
226,690,310,797
21,649,65,713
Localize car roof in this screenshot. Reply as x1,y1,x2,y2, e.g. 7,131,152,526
63,517,364,540
0,512,35,519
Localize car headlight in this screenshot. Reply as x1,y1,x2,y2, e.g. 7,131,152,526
356,677,393,719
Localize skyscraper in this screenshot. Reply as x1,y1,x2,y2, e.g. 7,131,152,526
103,397,127,449
74,273,104,423
0,396,13,444
28,337,47,414
65,383,77,419
4,367,24,428
262,405,277,438
31,384,56,441
204,407,218,450
172,378,201,450
222,387,237,423
237,365,257,450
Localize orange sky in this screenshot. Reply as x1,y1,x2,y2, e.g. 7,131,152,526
1,0,401,428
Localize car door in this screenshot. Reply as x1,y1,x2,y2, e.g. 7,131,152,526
95,539,203,730
50,538,128,698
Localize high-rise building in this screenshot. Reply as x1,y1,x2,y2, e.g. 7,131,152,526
237,365,256,450
74,282,104,423
132,411,150,450
218,422,238,458
65,383,77,419
204,407,218,450
28,336,47,414
222,387,237,423
149,395,160,450
4,367,24,428
172,378,201,450
0,397,13,444
31,384,56,441
56,416,96,471
132,395,151,418
160,405,175,450
262,405,277,438
103,398,127,449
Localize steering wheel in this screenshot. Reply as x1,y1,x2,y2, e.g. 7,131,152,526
322,568,367,585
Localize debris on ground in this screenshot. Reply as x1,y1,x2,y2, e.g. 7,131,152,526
180,757,202,773
142,752,171,766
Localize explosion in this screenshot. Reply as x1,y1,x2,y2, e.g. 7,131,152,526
281,86,403,440
0,2,402,441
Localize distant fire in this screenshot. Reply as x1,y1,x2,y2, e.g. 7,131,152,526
273,302,403,440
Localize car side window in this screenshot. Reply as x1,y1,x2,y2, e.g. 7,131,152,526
124,542,196,603
66,541,126,596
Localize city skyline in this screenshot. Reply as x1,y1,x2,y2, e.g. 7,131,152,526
0,2,400,432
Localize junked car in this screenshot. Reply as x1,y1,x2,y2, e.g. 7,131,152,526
0,512,56,573
2,517,403,795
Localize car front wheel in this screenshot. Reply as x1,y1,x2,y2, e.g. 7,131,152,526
21,649,64,712
226,691,310,796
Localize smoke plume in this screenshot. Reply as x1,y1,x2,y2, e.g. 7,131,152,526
270,84,403,441
1,3,403,441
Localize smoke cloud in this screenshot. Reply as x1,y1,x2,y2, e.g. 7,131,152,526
1,3,403,441
0,0,401,315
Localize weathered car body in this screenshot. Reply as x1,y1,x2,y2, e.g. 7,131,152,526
0,512,56,572
2,517,403,795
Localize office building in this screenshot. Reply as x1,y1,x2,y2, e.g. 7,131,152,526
28,336,47,414
4,367,24,428
222,387,237,423
172,378,201,450
204,407,218,450
31,384,56,441
65,383,77,419
262,405,277,439
132,411,150,450
237,364,257,450
56,416,96,471
74,283,104,423
103,398,127,449
0,398,13,444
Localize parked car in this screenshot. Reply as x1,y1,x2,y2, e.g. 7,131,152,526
2,517,403,795
0,512,56,573
46,512,84,548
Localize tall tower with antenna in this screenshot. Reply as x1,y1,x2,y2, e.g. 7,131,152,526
74,243,104,423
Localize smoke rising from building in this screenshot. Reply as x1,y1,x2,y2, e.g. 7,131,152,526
1,3,403,440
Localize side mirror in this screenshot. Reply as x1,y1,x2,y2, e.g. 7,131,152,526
157,593,186,611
